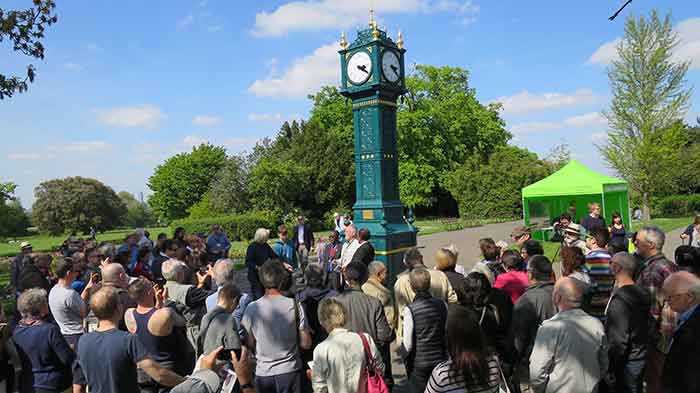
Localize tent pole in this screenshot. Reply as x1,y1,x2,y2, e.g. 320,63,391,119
601,188,607,222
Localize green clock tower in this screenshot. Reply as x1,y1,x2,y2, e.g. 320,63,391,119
338,11,417,281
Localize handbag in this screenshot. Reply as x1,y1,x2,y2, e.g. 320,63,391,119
357,333,389,393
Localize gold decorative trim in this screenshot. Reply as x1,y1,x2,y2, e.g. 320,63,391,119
362,210,374,220
352,99,397,108
375,246,414,256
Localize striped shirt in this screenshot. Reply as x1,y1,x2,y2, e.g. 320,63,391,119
425,356,501,393
585,249,613,319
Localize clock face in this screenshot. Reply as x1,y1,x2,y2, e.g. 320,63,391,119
347,51,372,85
382,51,401,83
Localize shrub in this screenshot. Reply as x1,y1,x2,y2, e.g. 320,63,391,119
652,194,700,217
170,211,278,242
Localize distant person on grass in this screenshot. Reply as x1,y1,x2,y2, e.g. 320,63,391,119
680,215,700,248
206,224,231,261
273,225,298,269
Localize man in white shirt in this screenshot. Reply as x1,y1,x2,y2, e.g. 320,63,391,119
339,225,361,268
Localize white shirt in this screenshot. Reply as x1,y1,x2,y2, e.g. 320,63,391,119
339,239,360,268
312,328,384,393
298,225,305,245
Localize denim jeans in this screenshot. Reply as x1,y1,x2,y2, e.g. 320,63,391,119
617,359,645,393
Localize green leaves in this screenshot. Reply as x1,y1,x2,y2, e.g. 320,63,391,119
147,143,227,222
599,9,692,218
32,177,126,235
0,0,57,99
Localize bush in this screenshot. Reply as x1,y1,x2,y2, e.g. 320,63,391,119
170,211,278,242
652,194,700,217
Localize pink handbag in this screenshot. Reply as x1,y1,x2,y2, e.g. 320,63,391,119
357,333,389,393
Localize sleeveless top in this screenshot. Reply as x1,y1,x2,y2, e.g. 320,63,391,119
610,225,626,240
133,308,178,363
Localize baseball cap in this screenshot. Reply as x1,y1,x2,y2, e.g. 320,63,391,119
511,226,531,238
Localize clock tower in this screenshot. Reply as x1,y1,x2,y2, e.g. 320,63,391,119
339,11,417,281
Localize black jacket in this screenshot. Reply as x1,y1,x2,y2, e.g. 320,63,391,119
350,242,375,266
663,306,700,393
509,281,556,364
605,284,650,376
292,224,314,250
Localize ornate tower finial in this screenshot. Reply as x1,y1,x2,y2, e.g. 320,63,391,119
369,8,375,27
372,21,380,40
397,29,404,49
340,31,348,49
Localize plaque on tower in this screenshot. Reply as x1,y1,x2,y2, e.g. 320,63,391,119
338,11,417,282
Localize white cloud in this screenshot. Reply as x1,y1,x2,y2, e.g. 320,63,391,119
588,17,700,69
57,141,113,153
252,0,478,37
207,25,223,33
222,137,260,153
248,42,339,99
591,132,608,143
7,152,53,161
495,89,600,116
178,14,195,29
95,104,166,129
248,112,282,122
183,135,208,147
510,112,608,136
563,112,607,128
65,62,83,71
192,115,223,127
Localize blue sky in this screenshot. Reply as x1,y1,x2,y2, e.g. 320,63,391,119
1,0,698,207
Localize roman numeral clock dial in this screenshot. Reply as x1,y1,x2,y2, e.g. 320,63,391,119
347,51,372,85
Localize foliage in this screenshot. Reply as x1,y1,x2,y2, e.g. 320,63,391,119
398,65,510,208
207,154,251,214
445,146,552,219
32,177,126,235
0,182,17,202
118,191,157,228
148,143,227,222
170,211,278,242
652,194,700,218
0,198,30,238
544,143,571,170
598,10,692,220
0,0,58,99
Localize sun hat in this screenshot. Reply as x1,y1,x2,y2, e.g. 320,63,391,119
511,226,531,238
20,241,32,250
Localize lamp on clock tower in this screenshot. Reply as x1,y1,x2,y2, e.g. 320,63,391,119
338,10,417,282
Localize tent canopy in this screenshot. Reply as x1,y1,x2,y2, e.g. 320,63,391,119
522,160,627,198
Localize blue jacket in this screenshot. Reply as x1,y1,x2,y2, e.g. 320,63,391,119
273,239,298,268
206,233,231,255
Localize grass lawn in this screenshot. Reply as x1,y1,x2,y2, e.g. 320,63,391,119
632,216,693,233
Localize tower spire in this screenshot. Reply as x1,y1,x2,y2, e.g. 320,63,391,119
369,8,376,27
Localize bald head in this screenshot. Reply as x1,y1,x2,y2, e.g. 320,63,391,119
611,252,638,277
554,277,584,310
102,263,127,288
90,287,121,321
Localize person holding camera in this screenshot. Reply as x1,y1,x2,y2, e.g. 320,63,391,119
198,284,243,358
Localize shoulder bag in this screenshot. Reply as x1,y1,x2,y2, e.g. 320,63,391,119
357,333,388,393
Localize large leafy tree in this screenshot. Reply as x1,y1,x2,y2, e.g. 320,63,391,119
148,143,226,221
0,0,58,99
598,10,692,219
445,146,552,219
399,65,510,208
32,177,126,235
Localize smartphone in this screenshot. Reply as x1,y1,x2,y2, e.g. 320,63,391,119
217,347,242,361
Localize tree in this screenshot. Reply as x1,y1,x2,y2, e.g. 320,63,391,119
445,146,552,219
0,183,30,237
148,143,226,221
32,177,126,235
0,0,58,99
118,191,157,228
398,65,510,209
545,142,571,170
207,154,251,214
599,10,692,219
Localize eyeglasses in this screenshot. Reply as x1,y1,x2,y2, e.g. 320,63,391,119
665,292,688,303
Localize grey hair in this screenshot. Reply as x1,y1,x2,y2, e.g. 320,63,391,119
254,228,270,243
318,298,347,330
368,261,387,276
444,244,460,259
611,252,638,276
641,225,665,250
98,242,116,260
17,288,48,319
213,259,235,286
162,259,187,282
409,268,431,293
555,278,584,308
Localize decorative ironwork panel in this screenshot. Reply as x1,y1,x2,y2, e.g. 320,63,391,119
359,108,374,152
361,162,377,200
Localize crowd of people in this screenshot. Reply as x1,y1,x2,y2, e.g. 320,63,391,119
1,208,700,393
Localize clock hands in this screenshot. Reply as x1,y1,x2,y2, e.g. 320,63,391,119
357,65,369,74
390,64,399,77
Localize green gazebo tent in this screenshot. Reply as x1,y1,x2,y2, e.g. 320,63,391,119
521,160,630,230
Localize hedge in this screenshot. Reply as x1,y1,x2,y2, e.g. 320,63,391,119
170,211,278,242
653,194,700,217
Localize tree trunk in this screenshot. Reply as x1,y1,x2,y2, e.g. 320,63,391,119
642,192,651,221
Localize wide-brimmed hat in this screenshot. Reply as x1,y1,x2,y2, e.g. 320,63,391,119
564,223,586,236
20,241,32,250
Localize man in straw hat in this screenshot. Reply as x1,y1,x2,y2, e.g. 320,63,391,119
10,241,33,296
